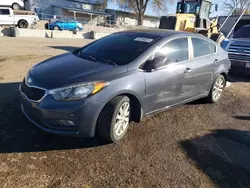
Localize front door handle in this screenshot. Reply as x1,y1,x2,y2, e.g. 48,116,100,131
214,59,219,64
184,68,192,74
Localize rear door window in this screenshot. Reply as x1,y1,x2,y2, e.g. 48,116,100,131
192,38,214,58
156,38,189,63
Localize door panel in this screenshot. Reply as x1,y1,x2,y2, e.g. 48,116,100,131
178,56,215,102
144,37,190,114
0,9,13,25
145,63,186,114
187,38,218,97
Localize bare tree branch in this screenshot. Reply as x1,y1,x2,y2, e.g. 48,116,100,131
223,0,250,15
116,0,173,25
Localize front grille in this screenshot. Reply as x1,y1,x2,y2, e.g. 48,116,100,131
229,54,250,62
228,44,250,62
21,80,46,101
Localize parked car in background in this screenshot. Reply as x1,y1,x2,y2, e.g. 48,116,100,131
0,0,25,10
20,30,231,143
221,25,250,75
47,19,83,31
0,7,38,28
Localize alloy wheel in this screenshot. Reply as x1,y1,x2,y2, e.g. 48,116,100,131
212,78,225,100
114,102,130,136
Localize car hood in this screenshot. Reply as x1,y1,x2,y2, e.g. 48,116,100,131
28,53,126,89
228,38,250,46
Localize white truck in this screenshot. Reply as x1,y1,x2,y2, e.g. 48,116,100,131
0,7,38,28
0,0,25,10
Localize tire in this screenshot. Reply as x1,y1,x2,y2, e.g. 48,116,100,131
12,3,21,10
18,20,28,28
53,26,60,30
96,96,131,143
206,75,226,103
75,26,80,31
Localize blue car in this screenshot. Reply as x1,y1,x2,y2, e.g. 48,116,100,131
48,19,83,31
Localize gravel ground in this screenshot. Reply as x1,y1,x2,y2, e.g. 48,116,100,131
0,37,250,188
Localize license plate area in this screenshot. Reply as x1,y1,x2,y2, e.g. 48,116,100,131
246,63,250,68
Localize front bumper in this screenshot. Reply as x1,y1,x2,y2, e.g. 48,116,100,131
20,92,104,137
230,60,250,75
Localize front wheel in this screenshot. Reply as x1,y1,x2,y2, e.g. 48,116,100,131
12,3,21,10
206,75,226,103
96,96,131,143
53,26,60,30
75,26,81,31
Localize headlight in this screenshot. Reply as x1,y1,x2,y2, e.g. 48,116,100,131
49,81,109,101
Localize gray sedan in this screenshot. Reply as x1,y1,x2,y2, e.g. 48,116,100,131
20,29,231,142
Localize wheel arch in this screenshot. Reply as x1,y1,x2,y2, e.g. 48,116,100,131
12,3,21,8
98,91,144,124
215,71,228,83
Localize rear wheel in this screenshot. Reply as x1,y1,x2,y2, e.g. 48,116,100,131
206,75,226,103
210,33,225,45
12,3,21,10
96,96,131,143
18,20,28,28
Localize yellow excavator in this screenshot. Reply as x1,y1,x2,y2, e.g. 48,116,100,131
159,0,225,44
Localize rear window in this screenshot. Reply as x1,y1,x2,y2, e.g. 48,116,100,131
233,26,250,38
192,38,214,58
0,9,10,15
77,32,161,65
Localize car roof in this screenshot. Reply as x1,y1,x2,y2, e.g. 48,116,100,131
120,29,202,38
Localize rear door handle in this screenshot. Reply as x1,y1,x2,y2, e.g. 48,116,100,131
214,59,219,64
184,68,192,74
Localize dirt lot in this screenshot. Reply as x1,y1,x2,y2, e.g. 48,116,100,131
1,37,250,188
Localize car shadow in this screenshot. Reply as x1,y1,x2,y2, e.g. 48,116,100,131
233,116,250,120
48,46,80,52
0,82,107,153
179,129,250,188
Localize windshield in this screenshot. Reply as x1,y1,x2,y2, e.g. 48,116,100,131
76,32,161,65
177,2,200,14
233,26,250,38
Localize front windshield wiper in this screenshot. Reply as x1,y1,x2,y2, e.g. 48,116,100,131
79,53,98,62
79,52,117,66
94,56,117,66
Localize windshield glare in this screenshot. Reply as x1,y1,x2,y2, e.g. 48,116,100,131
233,26,250,38
77,32,161,65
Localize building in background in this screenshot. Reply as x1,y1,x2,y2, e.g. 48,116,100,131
24,0,159,28
106,9,159,28
25,0,109,24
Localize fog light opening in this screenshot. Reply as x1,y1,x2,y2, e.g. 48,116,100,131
57,120,76,126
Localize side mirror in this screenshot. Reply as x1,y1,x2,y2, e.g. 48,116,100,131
143,56,168,72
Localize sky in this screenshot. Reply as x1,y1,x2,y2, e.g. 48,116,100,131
107,0,226,17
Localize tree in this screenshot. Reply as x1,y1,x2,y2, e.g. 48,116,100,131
223,0,250,15
116,0,171,25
